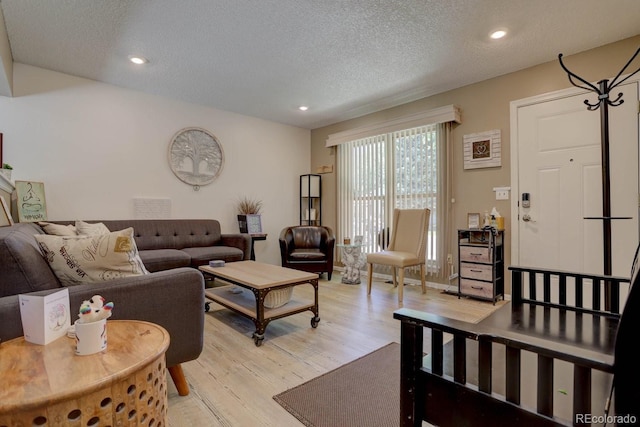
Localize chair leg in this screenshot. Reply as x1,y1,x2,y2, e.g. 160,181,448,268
398,268,404,303
169,364,190,396
367,263,373,295
420,264,426,294
392,268,398,287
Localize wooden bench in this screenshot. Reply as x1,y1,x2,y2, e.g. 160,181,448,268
394,256,640,426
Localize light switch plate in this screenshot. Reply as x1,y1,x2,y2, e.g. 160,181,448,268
496,190,509,200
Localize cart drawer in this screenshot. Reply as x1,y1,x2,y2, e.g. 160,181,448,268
460,262,493,281
460,278,493,299
460,245,492,263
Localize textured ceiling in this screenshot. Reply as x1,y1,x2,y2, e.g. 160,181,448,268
1,0,640,129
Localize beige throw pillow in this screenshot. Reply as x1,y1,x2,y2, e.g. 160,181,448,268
38,221,78,236
75,220,110,236
35,227,149,287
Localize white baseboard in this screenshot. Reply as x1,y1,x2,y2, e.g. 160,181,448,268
333,266,457,293
333,266,511,300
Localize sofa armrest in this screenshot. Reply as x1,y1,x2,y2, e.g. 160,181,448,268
279,228,294,257
220,233,251,260
323,234,335,259
0,268,205,368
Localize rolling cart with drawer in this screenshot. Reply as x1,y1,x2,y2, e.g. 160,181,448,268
457,227,504,304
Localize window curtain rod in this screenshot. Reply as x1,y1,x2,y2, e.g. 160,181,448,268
326,104,461,147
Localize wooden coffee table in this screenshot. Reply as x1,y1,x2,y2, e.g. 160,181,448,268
199,261,320,346
0,320,169,426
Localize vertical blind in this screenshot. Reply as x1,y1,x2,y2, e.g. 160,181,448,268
338,123,444,276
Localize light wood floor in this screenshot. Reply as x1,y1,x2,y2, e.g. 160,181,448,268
166,274,506,426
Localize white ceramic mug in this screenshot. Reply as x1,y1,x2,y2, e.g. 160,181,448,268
74,318,107,355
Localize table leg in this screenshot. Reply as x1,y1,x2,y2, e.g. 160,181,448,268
250,238,256,260
252,288,267,346
310,278,320,327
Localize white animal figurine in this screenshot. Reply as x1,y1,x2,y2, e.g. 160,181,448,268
88,295,105,309
78,295,114,324
342,245,367,284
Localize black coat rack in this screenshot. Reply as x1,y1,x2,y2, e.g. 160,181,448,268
558,47,640,311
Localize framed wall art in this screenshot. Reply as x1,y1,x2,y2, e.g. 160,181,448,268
463,129,501,169
168,127,224,190
15,181,47,222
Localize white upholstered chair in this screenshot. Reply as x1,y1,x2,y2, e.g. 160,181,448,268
366,208,430,303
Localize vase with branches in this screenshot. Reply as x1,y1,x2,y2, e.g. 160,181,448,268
236,196,262,215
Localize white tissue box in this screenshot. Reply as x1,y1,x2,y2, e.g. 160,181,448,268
18,288,71,345
209,260,225,267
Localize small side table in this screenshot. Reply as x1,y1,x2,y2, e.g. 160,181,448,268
337,243,366,284
250,233,267,260
0,320,170,426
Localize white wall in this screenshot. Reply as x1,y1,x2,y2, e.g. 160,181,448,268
0,64,311,265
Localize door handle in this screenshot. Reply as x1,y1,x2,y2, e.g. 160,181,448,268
522,214,534,222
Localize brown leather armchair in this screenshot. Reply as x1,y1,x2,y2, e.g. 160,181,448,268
279,226,335,279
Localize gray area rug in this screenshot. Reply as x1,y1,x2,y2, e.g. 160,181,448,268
273,342,400,427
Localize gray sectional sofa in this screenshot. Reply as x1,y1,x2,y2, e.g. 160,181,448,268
47,219,252,271
0,219,251,396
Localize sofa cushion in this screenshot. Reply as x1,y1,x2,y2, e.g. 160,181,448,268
34,227,149,286
0,223,61,297
75,220,110,236
181,246,244,266
290,248,326,261
139,249,191,272
292,227,326,249
39,221,78,236
97,220,223,250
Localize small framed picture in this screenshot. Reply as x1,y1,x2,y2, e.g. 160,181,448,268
238,214,262,234
467,213,481,229
15,181,48,222
463,129,501,169
246,214,262,233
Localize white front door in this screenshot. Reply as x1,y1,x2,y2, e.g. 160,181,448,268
512,81,639,277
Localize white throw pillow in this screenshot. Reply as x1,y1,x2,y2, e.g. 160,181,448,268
38,221,78,236
75,220,110,236
35,227,149,287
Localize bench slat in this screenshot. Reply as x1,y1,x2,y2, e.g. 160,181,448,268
537,354,554,417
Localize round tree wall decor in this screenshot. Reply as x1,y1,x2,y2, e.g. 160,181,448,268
168,127,224,190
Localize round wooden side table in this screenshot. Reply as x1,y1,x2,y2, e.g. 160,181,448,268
0,320,170,427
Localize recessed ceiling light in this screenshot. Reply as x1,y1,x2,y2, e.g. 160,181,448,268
489,29,507,40
298,106,309,111
128,55,148,65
